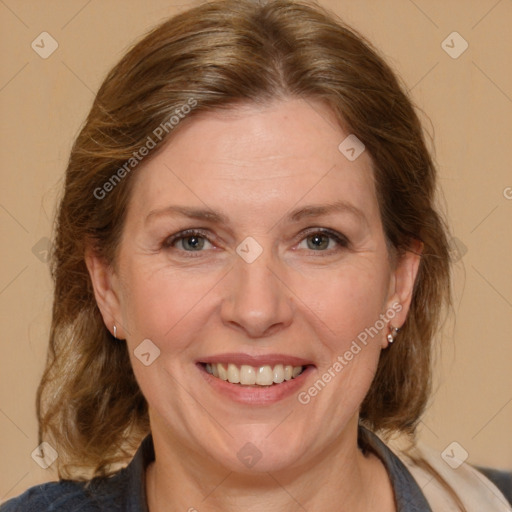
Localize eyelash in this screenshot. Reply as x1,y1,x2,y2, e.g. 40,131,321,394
162,228,350,257
300,228,350,252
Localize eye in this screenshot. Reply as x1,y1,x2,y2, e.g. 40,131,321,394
163,229,214,252
296,229,349,252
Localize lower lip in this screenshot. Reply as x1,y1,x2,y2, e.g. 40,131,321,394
197,363,315,405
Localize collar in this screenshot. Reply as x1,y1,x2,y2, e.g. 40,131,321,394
358,426,432,511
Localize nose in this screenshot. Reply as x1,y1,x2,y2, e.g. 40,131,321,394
220,254,294,339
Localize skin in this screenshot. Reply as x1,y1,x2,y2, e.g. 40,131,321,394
87,98,421,512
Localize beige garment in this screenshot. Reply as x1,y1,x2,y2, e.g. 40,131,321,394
390,438,512,511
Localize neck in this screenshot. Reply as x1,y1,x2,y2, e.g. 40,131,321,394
145,417,395,512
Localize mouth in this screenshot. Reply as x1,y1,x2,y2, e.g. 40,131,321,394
200,362,308,387
195,353,315,405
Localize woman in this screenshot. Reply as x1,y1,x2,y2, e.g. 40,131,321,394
1,1,510,511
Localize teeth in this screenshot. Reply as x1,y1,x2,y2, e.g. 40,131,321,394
240,365,256,385
292,366,302,378
227,363,240,383
217,363,228,381
205,363,305,386
273,364,285,383
256,365,274,385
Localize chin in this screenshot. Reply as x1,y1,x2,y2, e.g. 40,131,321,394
214,427,311,474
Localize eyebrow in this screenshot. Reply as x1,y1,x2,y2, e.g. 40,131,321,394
145,200,368,227
145,205,229,225
288,200,368,226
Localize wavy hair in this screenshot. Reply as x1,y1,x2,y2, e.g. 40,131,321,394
38,0,453,498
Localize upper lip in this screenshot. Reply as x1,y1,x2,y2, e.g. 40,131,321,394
198,353,314,367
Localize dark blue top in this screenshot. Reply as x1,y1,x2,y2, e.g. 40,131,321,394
0,428,436,511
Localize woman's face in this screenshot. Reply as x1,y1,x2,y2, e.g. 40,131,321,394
89,98,419,473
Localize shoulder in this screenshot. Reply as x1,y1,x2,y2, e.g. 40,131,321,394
392,439,512,512
0,473,126,512
2,434,153,512
0,480,93,512
477,467,512,505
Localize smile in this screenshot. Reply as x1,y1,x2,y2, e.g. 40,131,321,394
204,362,305,386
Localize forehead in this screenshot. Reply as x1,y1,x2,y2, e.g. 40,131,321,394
128,98,379,225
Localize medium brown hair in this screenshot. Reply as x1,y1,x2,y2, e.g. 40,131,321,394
39,0,452,491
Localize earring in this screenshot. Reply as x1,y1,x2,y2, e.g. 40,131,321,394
387,325,399,345
113,325,117,339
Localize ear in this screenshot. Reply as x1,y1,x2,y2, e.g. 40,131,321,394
382,239,423,347
85,247,125,339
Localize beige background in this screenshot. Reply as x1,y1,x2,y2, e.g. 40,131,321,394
1,0,511,501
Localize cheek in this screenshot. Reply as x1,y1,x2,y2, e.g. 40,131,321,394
118,262,222,347
294,261,390,349
118,265,218,401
